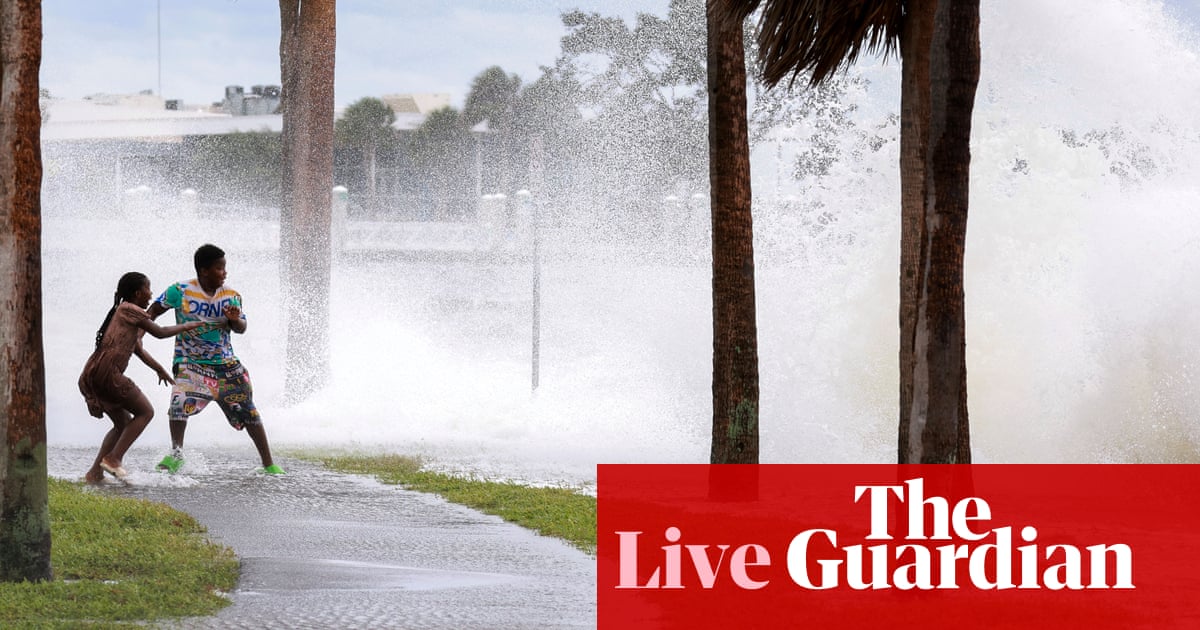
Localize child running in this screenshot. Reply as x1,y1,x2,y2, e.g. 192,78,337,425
148,244,284,475
79,272,204,482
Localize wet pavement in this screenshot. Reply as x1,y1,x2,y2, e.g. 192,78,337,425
48,446,596,629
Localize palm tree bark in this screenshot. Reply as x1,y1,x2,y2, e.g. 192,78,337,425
279,0,335,400
707,0,759,464
0,0,51,582
897,0,935,463
718,0,978,464
906,0,979,463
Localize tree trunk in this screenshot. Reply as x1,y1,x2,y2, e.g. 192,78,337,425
706,0,759,464
0,0,51,582
278,0,335,401
897,0,935,463
906,0,980,463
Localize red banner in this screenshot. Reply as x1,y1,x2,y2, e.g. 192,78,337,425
598,465,1200,629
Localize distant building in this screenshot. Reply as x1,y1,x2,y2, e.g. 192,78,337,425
222,84,282,116
380,93,451,115
40,88,489,222
40,91,284,217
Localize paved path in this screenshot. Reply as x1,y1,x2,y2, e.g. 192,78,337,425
49,447,596,629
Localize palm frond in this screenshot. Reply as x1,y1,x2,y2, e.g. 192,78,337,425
714,0,904,88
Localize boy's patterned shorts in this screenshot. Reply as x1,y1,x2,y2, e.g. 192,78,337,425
169,361,261,430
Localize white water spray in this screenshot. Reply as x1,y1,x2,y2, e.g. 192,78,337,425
41,1,1200,485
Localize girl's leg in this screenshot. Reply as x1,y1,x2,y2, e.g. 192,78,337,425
88,408,130,482
100,389,154,470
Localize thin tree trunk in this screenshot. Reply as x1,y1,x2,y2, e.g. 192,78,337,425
707,0,759,464
279,0,335,401
0,0,51,582
898,0,936,463
908,0,979,463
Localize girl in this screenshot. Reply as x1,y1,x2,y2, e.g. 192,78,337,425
79,272,203,482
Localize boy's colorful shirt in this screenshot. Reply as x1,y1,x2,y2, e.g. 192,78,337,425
155,279,245,366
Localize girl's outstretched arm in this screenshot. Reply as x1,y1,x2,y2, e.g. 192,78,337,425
134,341,175,386
138,318,203,339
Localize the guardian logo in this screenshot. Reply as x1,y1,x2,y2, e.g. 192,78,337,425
614,477,1134,592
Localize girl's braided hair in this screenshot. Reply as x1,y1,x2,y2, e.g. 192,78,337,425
94,272,148,349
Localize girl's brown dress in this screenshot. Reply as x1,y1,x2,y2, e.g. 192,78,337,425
78,302,150,417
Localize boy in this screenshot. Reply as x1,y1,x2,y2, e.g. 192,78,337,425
149,243,284,474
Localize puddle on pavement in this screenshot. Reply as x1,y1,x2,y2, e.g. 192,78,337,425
236,557,526,592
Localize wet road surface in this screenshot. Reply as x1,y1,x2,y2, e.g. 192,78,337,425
49,447,596,629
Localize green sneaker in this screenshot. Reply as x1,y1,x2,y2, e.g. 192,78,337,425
156,449,184,474
261,464,286,475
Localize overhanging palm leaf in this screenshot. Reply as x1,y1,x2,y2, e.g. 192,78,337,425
717,0,903,87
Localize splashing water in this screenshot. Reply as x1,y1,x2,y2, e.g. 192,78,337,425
963,0,1200,462
43,0,1200,486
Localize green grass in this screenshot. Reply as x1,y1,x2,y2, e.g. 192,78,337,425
0,478,238,629
302,453,597,554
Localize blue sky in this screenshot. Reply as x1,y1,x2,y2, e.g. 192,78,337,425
40,0,1199,109
41,0,668,108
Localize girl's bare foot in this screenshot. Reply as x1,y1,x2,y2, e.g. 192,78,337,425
84,470,105,484
99,457,129,480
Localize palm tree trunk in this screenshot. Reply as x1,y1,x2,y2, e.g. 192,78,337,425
707,0,759,464
278,0,335,401
898,0,935,463
0,0,51,582
907,0,980,463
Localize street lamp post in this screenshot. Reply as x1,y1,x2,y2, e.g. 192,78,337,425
156,0,162,97
517,189,539,391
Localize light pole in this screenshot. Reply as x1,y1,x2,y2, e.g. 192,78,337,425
517,189,539,391
156,0,162,98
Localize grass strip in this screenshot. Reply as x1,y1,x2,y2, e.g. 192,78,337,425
306,453,596,554
0,478,238,629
